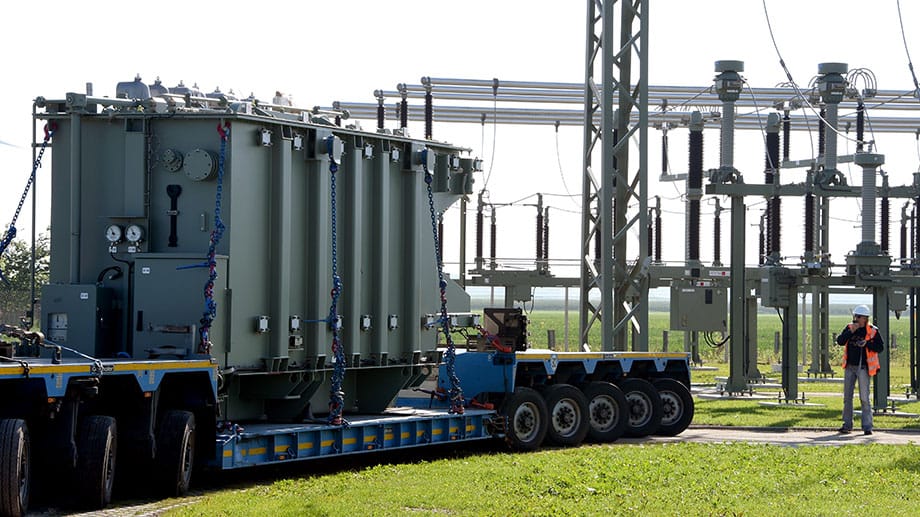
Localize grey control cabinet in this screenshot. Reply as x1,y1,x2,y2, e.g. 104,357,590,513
669,280,728,332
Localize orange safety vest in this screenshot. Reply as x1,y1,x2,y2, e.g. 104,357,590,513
842,324,881,376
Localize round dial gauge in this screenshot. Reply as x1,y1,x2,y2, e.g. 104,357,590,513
105,224,123,243
125,224,145,243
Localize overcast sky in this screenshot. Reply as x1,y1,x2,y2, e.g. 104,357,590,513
1,0,919,279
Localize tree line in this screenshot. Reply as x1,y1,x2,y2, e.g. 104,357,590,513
0,233,49,325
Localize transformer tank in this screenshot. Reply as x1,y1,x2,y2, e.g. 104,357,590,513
39,94,475,421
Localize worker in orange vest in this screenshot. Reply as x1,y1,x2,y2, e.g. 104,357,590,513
835,304,884,435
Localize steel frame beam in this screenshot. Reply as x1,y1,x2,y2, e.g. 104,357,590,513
580,0,649,352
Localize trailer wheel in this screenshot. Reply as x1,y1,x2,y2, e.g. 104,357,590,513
542,384,590,446
618,378,662,437
76,416,117,510
583,381,628,442
157,410,196,496
0,419,30,517
500,387,548,451
653,378,694,436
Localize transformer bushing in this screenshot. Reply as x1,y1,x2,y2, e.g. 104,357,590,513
712,60,743,183
815,63,847,185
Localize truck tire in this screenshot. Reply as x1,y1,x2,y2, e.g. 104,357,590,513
0,419,30,517
157,410,196,496
76,416,117,510
542,384,590,446
500,387,548,451
653,378,694,436
618,378,662,437
582,381,628,442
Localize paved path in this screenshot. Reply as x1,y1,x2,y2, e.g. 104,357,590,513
621,426,920,446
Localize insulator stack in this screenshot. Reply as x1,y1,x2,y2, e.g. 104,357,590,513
662,130,669,175
901,204,908,261
536,209,544,263
490,208,497,269
687,128,703,261
765,126,781,257
475,202,484,267
856,101,865,152
759,213,766,265
655,208,662,263
400,98,408,130
424,90,433,140
818,108,826,156
543,208,550,263
782,111,791,161
771,196,781,258
647,210,654,258
915,199,920,260
805,193,815,254
911,197,920,259
376,97,385,130
881,196,890,254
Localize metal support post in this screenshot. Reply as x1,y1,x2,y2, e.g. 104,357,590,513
782,295,799,401
712,60,747,392
746,294,760,379
815,63,849,377
874,288,891,408
727,192,747,392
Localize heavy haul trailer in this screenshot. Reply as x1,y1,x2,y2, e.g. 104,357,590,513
0,82,693,516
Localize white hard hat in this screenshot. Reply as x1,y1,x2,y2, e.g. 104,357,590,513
853,304,871,317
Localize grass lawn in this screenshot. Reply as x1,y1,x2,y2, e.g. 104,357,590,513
172,443,920,516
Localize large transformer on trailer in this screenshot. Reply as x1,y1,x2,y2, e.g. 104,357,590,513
0,79,693,516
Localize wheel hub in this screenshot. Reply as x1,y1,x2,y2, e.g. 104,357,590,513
627,393,652,426
552,400,579,436
590,397,615,430
513,402,539,441
660,391,682,425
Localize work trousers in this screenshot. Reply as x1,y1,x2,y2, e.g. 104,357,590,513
842,364,873,432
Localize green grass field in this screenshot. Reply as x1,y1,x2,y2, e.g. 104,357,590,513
170,311,920,516
172,443,920,516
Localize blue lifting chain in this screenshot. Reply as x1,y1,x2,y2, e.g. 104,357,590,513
0,123,55,287
198,121,229,354
326,137,347,426
423,151,464,414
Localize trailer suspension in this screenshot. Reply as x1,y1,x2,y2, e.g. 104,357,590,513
198,122,229,355
0,123,54,287
423,151,464,414
326,137,347,425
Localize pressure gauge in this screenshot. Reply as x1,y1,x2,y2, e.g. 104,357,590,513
105,224,123,243
125,224,145,243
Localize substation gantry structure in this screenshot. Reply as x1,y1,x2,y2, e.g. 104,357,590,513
329,1,920,408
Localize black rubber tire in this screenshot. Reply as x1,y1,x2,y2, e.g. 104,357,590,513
582,381,629,443
500,387,548,451
156,410,196,497
653,378,695,436
76,415,117,510
542,384,590,446
618,378,663,437
0,419,30,517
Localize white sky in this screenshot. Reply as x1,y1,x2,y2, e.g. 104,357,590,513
2,0,920,280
